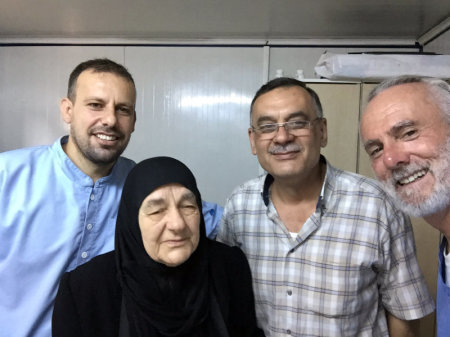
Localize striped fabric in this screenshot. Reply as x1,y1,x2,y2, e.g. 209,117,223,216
217,160,434,337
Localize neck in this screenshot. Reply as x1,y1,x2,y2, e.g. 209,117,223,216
423,206,450,244
63,139,115,183
271,161,325,204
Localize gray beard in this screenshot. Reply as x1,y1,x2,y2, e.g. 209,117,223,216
380,138,450,218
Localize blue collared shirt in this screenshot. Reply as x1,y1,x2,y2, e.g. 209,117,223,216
202,200,223,239
0,136,223,337
0,136,135,337
437,238,450,337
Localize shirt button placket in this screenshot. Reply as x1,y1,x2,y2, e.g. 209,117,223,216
81,190,95,263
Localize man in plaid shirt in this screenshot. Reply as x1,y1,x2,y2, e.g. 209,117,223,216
217,77,434,337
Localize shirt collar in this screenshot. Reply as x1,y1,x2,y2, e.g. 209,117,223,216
261,155,328,214
55,135,122,186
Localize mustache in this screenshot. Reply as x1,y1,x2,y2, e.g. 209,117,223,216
268,143,302,154
90,126,122,137
390,162,429,182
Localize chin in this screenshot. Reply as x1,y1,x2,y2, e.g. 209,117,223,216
163,253,192,267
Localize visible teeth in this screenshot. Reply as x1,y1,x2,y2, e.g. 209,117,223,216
97,134,116,141
399,169,426,185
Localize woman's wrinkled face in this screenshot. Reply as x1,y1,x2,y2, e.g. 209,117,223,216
138,183,201,267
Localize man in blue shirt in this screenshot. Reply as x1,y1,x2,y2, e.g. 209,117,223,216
361,76,450,337
0,58,137,337
0,57,223,337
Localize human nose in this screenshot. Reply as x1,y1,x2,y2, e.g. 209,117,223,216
382,143,410,169
165,207,186,231
101,105,117,126
273,123,293,143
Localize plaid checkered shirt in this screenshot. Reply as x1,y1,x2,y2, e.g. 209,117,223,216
217,159,434,337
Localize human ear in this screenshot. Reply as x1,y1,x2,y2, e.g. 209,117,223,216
320,118,328,148
248,128,257,155
60,98,73,124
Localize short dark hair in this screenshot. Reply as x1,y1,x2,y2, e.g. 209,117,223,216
67,58,135,102
250,77,323,118
368,75,450,124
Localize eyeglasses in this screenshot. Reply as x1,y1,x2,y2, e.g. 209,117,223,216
251,118,321,139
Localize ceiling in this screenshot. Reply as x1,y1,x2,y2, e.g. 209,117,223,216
0,0,449,45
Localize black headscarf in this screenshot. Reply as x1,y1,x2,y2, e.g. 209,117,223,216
115,157,217,337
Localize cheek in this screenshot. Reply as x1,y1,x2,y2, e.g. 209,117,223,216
118,117,135,133
139,221,164,253
371,159,389,181
187,217,201,248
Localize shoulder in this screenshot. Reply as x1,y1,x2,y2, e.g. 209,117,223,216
224,175,266,207
0,145,54,188
231,175,265,194
328,164,387,197
113,157,136,174
64,251,117,288
55,252,121,335
0,144,51,167
207,240,248,269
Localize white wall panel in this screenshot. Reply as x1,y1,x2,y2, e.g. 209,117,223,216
0,46,264,205
0,46,125,152
123,47,263,204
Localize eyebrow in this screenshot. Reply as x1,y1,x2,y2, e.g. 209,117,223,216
83,96,106,103
142,191,197,209
388,120,416,137
256,111,309,124
363,120,416,151
84,97,134,107
178,191,197,204
141,198,165,210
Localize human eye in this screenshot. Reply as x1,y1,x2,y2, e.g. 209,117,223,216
258,123,277,133
117,105,133,116
367,146,383,159
87,102,103,110
180,203,198,216
288,120,308,129
142,206,166,221
400,128,418,140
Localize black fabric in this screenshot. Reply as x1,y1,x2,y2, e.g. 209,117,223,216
52,156,265,337
115,157,213,336
52,245,265,337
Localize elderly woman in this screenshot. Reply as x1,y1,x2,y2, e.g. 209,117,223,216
52,157,264,337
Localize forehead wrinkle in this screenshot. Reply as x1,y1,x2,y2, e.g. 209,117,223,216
142,189,196,209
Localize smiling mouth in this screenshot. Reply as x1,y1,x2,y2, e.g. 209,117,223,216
95,133,118,141
397,169,428,186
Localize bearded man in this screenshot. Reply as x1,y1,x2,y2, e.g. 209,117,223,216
360,76,450,337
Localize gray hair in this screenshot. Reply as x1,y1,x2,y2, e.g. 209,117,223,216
368,75,450,124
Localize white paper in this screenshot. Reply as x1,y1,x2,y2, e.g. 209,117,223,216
314,52,450,80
